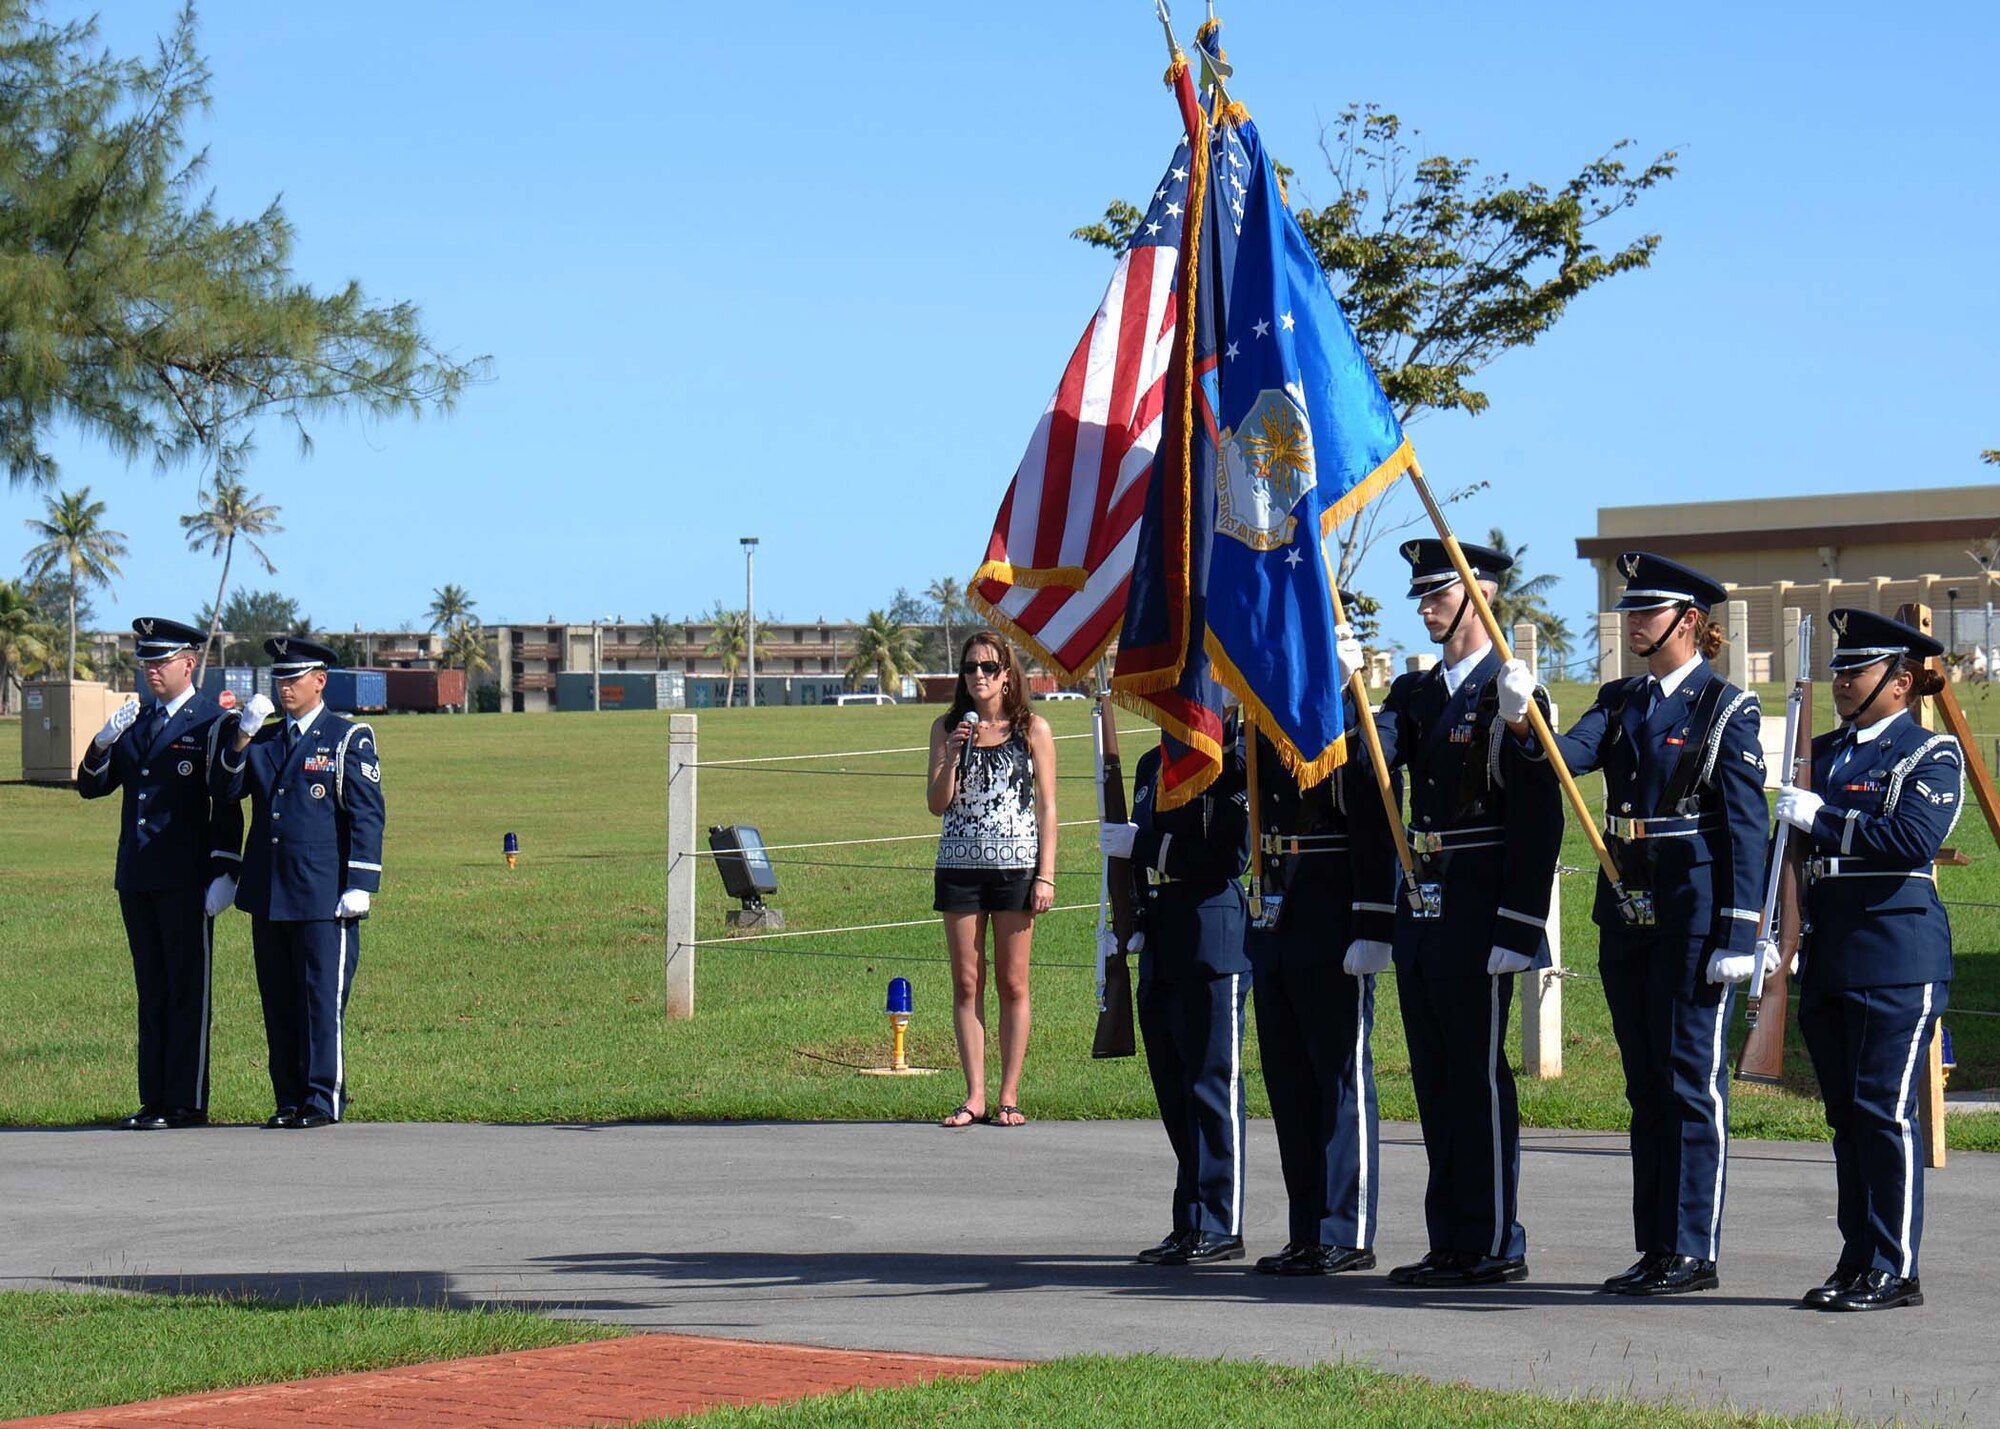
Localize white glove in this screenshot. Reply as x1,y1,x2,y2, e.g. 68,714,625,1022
1775,787,1824,833
1125,930,1146,954
335,888,371,919
1335,624,1364,686
94,699,141,749
1343,939,1394,975
1496,659,1536,724
237,692,276,740
203,876,237,918
1756,938,1782,979
1487,946,1535,975
1706,950,1757,985
1099,822,1138,860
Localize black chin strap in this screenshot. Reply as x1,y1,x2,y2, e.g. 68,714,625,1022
1635,602,1692,660
1848,657,1903,725
1437,582,1472,645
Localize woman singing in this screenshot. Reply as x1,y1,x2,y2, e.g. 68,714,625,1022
927,631,1056,1128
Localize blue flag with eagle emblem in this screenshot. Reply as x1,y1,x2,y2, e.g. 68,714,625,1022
1114,81,1415,801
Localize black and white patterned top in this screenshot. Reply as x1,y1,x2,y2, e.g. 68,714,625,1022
936,726,1039,870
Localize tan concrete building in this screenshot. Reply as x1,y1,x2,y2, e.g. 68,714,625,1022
1581,485,2000,678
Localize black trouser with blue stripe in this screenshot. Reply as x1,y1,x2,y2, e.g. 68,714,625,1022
117,888,212,1112
252,917,361,1119
1138,968,1248,1238
1600,933,1733,1261
1397,959,1526,1260
1252,957,1379,1249
1799,979,1947,1279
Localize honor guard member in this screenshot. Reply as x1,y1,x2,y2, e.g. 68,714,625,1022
76,618,243,1129
1504,553,1766,1297
1246,600,1397,1276
1781,610,1957,1312
1102,721,1252,1266
211,636,385,1129
1360,539,1562,1287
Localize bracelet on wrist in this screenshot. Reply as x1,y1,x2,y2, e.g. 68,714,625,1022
1033,874,1055,885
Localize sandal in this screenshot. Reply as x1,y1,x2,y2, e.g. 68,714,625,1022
941,1103,989,1128
993,1105,1027,1127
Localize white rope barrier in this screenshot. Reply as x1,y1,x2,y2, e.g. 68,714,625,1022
680,818,1101,856
688,901,1100,946
696,726,1156,767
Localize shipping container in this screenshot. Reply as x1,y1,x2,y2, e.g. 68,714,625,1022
557,670,686,711
365,667,468,712
198,666,259,708
322,668,388,713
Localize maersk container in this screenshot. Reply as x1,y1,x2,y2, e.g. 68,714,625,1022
556,670,685,711
199,666,259,707
322,668,388,713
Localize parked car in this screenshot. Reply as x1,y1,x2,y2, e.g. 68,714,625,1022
1035,690,1089,701
824,692,897,706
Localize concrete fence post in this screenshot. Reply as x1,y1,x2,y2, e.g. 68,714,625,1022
1516,649,1564,1081
1725,599,1750,688
1597,612,1623,681
666,712,698,1019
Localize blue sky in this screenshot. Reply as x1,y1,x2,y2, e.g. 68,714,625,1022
6,0,1996,657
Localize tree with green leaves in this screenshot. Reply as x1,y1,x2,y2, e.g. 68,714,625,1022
442,620,491,712
179,475,282,680
640,613,679,663
1982,449,1997,465
1077,104,1674,584
1479,526,1574,672
425,584,476,632
199,588,309,665
21,485,126,679
0,578,53,711
0,2,483,491
844,609,921,694
703,603,768,708
926,575,969,666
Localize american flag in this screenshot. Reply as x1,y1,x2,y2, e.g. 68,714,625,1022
969,143,1194,681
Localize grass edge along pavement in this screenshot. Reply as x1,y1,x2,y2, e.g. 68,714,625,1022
0,1289,617,1420
1,692,1998,1147
0,1294,1854,1428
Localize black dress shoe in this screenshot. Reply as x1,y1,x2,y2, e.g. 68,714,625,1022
1391,1251,1527,1287
118,1107,169,1131
1255,1241,1309,1274
1137,1230,1198,1264
163,1108,208,1129
1618,1255,1718,1296
1602,1253,1671,1292
264,1109,300,1129
1802,1268,1865,1307
1157,1233,1245,1266
1280,1245,1376,1277
1826,1270,1922,1312
291,1110,333,1129
1388,1250,1459,1285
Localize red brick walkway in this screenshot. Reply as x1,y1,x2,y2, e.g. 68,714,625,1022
4,1333,1025,1428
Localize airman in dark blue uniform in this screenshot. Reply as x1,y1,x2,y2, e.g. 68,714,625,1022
1361,540,1563,1287
1247,602,1400,1277
1104,726,1252,1266
1514,553,1767,1297
211,637,385,1128
1780,609,1957,1312
76,617,242,1129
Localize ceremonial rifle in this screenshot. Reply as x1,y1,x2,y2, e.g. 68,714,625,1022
1738,615,1812,1084
1092,695,1138,1058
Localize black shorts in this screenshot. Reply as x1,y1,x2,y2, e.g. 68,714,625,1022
934,866,1036,914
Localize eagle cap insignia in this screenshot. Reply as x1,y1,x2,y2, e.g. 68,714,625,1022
273,638,289,655
139,618,156,635
1402,541,1421,564
1830,612,1849,637
1620,553,1642,579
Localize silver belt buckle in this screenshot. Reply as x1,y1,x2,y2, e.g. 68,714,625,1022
1413,882,1443,920
1251,892,1284,931
1627,889,1656,926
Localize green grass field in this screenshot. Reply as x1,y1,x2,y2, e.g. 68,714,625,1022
3,684,1998,1147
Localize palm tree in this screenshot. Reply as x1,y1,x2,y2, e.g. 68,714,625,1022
442,620,491,713
705,605,748,708
180,476,283,681
1482,527,1561,633
0,581,53,713
22,487,127,681
926,575,967,668
641,612,680,669
426,584,477,632
844,609,920,694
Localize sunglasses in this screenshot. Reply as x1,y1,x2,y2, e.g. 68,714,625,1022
961,660,1004,678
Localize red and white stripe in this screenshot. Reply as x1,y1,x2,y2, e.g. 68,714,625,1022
972,241,1179,680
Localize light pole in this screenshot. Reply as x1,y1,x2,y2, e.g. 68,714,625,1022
591,618,602,712
741,537,759,710
1947,588,1960,664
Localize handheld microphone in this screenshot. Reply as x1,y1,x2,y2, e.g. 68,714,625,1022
957,711,980,781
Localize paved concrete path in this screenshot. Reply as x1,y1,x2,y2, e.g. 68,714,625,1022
2,1335,1018,1428
4,1119,1994,1426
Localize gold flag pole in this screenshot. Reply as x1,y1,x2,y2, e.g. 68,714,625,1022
1328,585,1423,910
1405,468,1636,919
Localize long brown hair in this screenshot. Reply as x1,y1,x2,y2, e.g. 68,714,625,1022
945,629,1033,729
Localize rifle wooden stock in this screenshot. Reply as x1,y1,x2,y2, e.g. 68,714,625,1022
1092,696,1138,1059
1737,672,1812,1084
